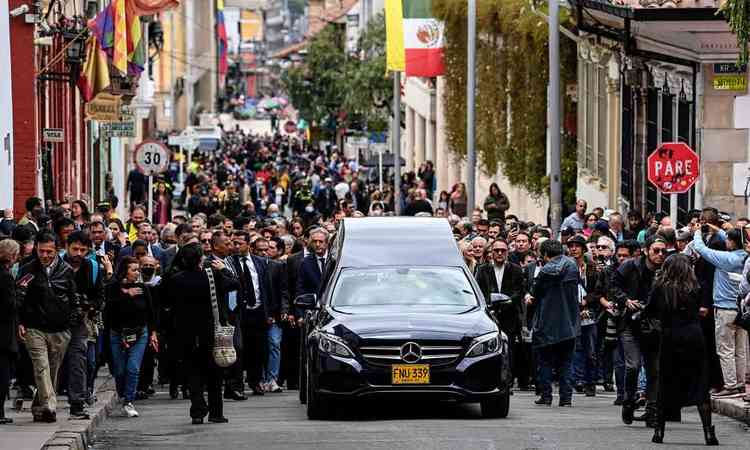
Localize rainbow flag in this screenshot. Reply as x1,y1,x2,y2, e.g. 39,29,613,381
386,0,444,77
88,0,144,76
78,36,111,101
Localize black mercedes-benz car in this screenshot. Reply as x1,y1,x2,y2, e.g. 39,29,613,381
296,217,512,419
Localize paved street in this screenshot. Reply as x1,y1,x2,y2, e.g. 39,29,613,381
91,388,749,449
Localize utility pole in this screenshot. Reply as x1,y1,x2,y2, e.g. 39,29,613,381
466,0,477,213
548,0,562,235
393,71,402,215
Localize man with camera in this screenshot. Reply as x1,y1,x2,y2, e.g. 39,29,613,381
63,231,105,419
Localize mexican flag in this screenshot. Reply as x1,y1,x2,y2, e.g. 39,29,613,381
386,0,445,77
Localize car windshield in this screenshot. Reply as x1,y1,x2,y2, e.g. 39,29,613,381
331,266,478,308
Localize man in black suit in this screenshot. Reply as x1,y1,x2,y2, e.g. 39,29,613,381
117,223,167,269
89,220,120,261
281,240,308,390
474,238,527,387
315,178,337,219
234,233,270,396
296,228,330,300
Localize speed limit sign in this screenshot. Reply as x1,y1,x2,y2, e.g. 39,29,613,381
134,140,169,176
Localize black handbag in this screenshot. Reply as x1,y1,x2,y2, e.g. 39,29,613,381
735,296,750,331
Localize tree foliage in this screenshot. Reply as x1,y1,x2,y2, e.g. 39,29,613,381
433,0,578,203
281,14,393,137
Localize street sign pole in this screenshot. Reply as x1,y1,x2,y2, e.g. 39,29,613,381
548,0,562,235
466,0,477,213
147,175,153,223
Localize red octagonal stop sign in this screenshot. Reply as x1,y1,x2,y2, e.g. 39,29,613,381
647,142,700,194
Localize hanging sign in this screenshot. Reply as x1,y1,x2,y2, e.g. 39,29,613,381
42,128,64,143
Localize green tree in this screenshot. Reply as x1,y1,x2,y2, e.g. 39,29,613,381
281,14,393,138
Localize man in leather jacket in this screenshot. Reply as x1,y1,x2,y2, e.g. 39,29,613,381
17,230,77,423
611,235,667,427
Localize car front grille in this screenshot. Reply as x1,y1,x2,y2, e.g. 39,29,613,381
360,343,464,367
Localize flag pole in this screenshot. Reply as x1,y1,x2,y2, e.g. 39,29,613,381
466,0,477,214
393,71,402,216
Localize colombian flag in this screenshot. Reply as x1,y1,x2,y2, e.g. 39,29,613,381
385,0,444,77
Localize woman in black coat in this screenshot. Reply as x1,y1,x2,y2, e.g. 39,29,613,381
164,243,229,425
0,239,20,424
647,254,718,446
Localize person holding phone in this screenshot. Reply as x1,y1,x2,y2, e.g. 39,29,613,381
106,256,157,418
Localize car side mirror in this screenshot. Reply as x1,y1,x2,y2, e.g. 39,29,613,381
490,293,512,308
295,293,318,309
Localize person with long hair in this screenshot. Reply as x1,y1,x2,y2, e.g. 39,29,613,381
0,239,20,424
71,200,90,230
449,183,468,218
484,183,510,222
106,256,157,418
647,254,717,445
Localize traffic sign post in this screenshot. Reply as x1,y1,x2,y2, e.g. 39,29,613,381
135,140,170,222
647,142,700,224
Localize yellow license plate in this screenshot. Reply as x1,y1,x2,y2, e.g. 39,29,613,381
391,364,430,384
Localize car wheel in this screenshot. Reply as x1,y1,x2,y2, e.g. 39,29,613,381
299,337,307,404
306,360,333,420
481,390,510,419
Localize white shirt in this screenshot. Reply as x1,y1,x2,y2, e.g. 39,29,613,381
492,263,506,291
244,256,261,308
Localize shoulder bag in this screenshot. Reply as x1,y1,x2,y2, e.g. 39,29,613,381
205,268,237,368
735,295,750,331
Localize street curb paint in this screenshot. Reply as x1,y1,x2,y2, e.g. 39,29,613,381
40,376,119,450
712,396,750,425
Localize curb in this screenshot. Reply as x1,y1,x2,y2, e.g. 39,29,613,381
712,396,750,425
40,377,118,450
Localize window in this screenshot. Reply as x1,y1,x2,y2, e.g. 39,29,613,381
577,50,610,184
331,266,478,308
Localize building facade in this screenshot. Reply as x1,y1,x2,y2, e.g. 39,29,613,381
572,0,747,222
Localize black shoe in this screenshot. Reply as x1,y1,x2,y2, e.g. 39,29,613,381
613,397,624,406
250,384,265,396
146,386,156,396
34,410,57,423
169,384,179,399
69,405,90,420
652,426,664,444
603,383,615,392
208,416,229,423
223,390,247,401
559,401,572,407
191,417,204,425
703,425,719,446
534,397,552,406
574,384,584,394
135,391,149,400
634,410,653,422
584,385,596,397
621,401,635,425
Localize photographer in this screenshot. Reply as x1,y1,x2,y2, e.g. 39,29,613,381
62,231,104,419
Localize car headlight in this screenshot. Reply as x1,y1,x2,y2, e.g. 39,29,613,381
466,332,500,358
316,332,354,358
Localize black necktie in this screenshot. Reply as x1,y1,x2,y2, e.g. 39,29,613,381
243,258,257,308
318,257,325,274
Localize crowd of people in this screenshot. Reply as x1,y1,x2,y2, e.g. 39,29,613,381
1,126,748,446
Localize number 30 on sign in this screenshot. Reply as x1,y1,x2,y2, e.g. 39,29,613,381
134,140,170,176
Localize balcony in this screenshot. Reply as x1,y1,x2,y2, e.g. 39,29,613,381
572,0,726,20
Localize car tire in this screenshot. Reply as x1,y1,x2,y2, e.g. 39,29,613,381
481,390,510,419
306,362,333,420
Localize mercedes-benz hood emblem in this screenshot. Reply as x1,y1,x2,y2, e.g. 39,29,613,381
400,342,422,363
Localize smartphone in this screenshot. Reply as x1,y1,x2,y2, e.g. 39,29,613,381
701,224,710,234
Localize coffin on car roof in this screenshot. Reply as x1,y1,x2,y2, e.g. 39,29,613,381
338,217,463,267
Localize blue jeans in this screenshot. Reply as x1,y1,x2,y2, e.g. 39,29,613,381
574,325,598,386
264,323,282,383
110,328,148,403
537,338,576,403
86,341,98,398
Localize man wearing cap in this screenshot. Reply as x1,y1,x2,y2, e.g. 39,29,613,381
567,235,602,397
